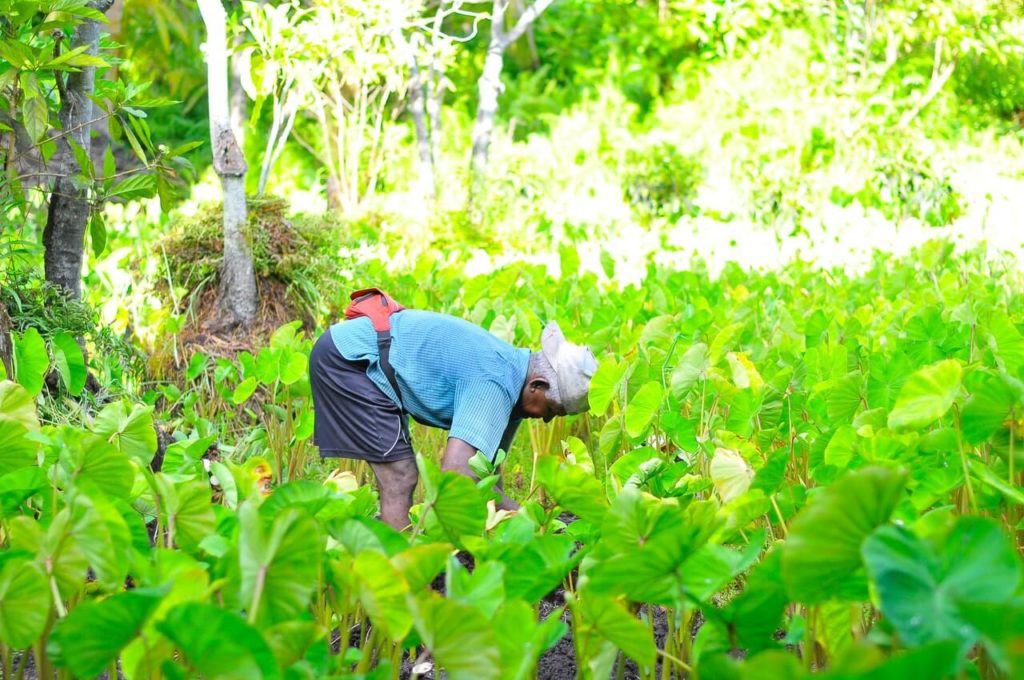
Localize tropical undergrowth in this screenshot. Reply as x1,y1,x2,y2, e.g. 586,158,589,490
2,236,1024,679
158,196,356,331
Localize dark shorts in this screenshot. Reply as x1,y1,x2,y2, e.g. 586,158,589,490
309,331,414,463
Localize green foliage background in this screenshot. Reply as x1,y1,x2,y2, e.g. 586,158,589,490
2,0,1024,678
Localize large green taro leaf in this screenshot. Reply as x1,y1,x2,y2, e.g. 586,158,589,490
724,549,789,654
157,602,280,679
824,641,960,680
588,358,627,416
575,592,656,668
93,400,158,466
418,454,487,545
781,466,906,604
70,487,133,591
62,435,134,499
13,327,47,396
0,418,36,475
866,352,912,411
0,467,47,516
960,371,1022,445
862,517,1021,648
352,550,412,642
48,589,163,678
957,600,1024,675
495,531,578,604
448,558,506,619
535,455,608,526
238,503,322,627
411,592,501,680
0,380,38,475
625,381,663,438
330,516,408,557
391,543,452,591
584,491,719,604
986,312,1024,378
0,380,39,429
494,599,567,680
887,360,962,431
0,555,50,648
52,332,86,396
152,474,217,553
8,511,89,600
670,343,709,399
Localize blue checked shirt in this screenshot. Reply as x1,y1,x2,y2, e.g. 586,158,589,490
329,310,530,459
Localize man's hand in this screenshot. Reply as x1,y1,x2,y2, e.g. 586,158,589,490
441,437,520,511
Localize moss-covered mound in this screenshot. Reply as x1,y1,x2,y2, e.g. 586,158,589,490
160,196,344,331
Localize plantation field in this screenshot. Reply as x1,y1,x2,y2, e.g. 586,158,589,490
4,0,1024,677
3,237,1024,679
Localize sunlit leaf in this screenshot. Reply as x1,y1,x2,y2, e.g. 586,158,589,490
52,332,87,396
49,589,163,678
13,328,47,397
411,593,501,680
710,447,754,503
238,503,322,627
157,602,280,679
0,556,50,648
781,466,906,603
887,360,962,431
535,455,608,525
670,342,709,399
588,359,626,416
625,381,662,438
92,400,157,466
352,550,412,641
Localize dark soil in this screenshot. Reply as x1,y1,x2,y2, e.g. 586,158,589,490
535,588,578,680
411,542,687,680
9,651,124,680
178,277,315,357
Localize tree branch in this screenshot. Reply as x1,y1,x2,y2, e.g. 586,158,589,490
0,110,34,155
501,0,555,48
8,113,112,164
51,30,68,106
898,60,956,130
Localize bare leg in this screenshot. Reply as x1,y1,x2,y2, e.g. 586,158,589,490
369,457,419,531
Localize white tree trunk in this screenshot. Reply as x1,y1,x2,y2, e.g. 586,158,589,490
198,0,257,329
469,42,505,194
408,57,435,200
468,0,554,209
393,29,435,200
230,35,247,147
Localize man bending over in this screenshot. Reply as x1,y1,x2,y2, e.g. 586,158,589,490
309,300,597,530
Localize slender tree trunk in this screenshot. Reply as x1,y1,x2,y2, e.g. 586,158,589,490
89,0,121,172
427,3,446,186
198,0,257,329
469,5,507,207
257,89,296,195
230,35,247,148
427,62,444,184
394,30,435,200
468,0,554,211
409,67,434,200
0,300,13,380
43,0,114,298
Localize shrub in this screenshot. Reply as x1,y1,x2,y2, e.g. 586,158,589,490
621,142,703,222
857,150,963,227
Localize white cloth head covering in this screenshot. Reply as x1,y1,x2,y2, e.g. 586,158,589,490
540,321,598,414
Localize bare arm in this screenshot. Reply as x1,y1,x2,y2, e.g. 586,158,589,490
441,437,519,511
